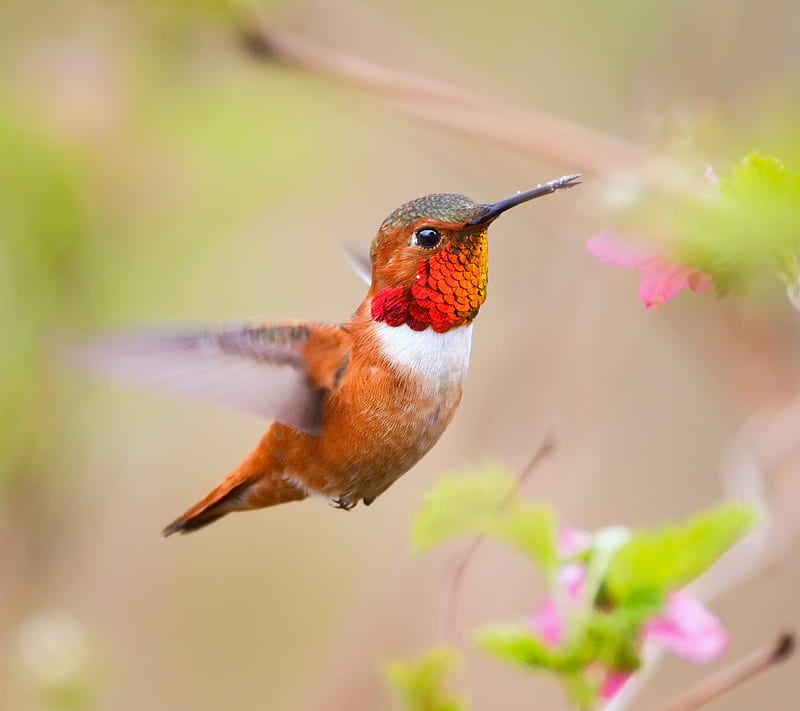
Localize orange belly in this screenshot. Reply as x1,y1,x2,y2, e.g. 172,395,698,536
259,344,463,504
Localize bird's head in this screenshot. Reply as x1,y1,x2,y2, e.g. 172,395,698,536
368,174,581,333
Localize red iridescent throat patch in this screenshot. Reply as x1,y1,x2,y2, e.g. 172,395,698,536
371,235,488,333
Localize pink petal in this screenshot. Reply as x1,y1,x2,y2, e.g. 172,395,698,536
530,597,564,647
587,232,712,309
688,271,713,292
530,562,588,648
558,563,587,601
645,591,729,664
601,670,632,701
586,232,656,269
637,260,711,309
558,528,592,557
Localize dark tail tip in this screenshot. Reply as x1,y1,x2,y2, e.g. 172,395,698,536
162,479,254,538
161,511,228,538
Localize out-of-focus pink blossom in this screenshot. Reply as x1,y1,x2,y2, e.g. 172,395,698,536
601,670,631,701
531,529,591,646
531,598,563,647
591,591,729,700
531,563,586,646
530,529,728,704
587,232,712,309
645,590,729,664
558,528,592,557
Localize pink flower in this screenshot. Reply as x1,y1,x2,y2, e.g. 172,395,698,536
587,232,712,309
531,564,586,646
601,671,631,701
531,530,728,704
558,527,593,557
593,591,729,699
645,590,729,664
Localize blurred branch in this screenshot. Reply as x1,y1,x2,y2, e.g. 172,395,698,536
238,20,656,179
239,23,488,108
439,432,556,642
649,632,795,711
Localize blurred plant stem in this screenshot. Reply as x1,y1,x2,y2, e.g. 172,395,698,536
650,632,795,711
235,14,686,185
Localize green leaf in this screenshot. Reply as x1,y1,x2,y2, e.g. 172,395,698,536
412,465,558,569
477,611,647,676
476,624,584,674
564,673,600,711
386,648,467,711
722,153,800,202
674,152,800,292
582,608,648,673
486,503,559,572
605,503,759,604
412,464,516,552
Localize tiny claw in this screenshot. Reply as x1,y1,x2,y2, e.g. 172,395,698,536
331,496,356,511
363,496,375,506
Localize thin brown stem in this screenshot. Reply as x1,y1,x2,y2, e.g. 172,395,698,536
385,98,650,179
240,23,489,108
439,432,556,641
650,632,795,711
238,21,657,179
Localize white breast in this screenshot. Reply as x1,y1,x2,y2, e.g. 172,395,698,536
373,322,473,388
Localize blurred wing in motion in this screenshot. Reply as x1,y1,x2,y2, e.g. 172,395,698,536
75,324,351,435
342,244,372,286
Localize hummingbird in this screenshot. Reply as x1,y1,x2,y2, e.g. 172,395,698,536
84,174,580,535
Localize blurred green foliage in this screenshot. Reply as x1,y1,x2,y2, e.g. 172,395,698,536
621,153,800,299
413,465,558,572
604,503,758,605
476,624,585,673
412,465,516,550
386,648,466,711
0,114,92,496
681,153,800,293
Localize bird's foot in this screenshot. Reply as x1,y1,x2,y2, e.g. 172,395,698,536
331,496,357,511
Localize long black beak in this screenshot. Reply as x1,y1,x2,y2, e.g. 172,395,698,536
466,174,582,227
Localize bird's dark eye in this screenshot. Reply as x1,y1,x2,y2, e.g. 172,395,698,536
413,227,442,249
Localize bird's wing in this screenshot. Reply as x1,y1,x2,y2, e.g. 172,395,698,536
342,244,372,286
75,323,351,435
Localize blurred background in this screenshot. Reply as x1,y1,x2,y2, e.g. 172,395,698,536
2,0,800,709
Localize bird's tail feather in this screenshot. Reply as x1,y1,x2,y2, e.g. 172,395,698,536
161,445,307,537
162,479,252,536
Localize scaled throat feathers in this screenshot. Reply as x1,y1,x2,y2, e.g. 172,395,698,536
370,229,489,333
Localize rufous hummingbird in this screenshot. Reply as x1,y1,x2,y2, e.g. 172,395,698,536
84,174,580,535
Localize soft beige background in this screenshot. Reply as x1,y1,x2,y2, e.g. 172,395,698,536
1,1,799,709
